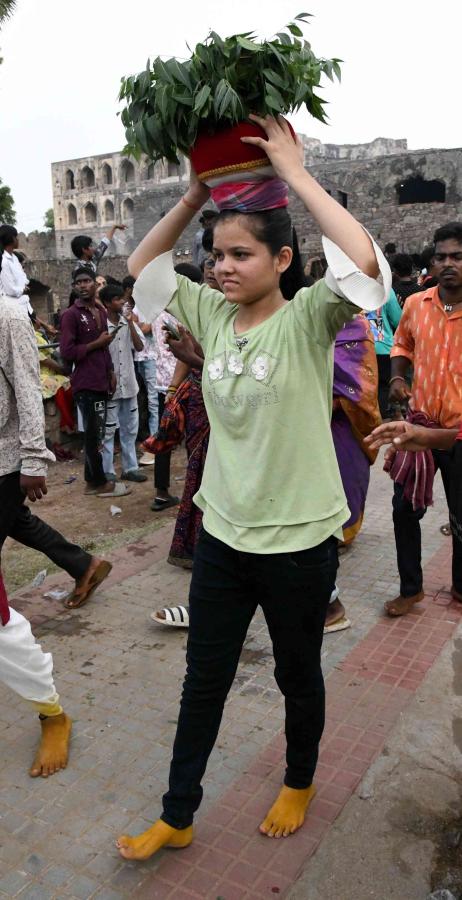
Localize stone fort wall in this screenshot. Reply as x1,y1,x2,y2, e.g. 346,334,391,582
20,139,462,317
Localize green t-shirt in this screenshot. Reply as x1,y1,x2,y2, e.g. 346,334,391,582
167,275,359,554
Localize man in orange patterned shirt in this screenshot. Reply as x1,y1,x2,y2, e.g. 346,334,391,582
386,222,462,616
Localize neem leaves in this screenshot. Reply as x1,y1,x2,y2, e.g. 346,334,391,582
118,14,341,163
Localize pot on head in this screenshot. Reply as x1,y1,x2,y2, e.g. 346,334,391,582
190,119,296,188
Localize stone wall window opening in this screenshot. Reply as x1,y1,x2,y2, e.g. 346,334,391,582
398,175,446,205
104,199,115,222
102,163,113,185
146,162,155,180
84,201,97,224
122,197,134,220
167,161,180,178
65,169,75,190
68,203,77,226
338,190,348,209
81,165,95,188
121,159,135,184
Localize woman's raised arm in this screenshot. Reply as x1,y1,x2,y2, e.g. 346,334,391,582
242,115,379,279
128,172,210,278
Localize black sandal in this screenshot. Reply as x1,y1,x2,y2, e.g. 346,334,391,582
150,496,179,512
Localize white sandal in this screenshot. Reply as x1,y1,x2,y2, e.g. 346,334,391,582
324,616,352,634
97,483,131,498
150,606,190,628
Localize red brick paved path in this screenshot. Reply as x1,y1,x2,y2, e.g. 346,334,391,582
3,509,460,900
131,541,461,900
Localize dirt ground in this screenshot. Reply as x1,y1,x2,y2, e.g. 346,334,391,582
2,443,187,593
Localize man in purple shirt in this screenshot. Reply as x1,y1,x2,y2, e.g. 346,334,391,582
60,269,130,498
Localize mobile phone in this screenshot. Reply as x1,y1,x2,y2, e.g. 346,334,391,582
163,321,181,341
110,322,125,338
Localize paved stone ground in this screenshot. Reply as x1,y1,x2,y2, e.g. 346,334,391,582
0,460,458,898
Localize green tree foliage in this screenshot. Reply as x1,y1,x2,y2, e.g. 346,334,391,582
119,13,341,163
0,0,17,25
44,208,54,230
0,178,16,225
0,0,17,64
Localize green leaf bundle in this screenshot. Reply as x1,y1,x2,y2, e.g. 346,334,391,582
118,13,341,163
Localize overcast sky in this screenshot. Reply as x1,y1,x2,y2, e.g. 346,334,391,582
1,0,460,232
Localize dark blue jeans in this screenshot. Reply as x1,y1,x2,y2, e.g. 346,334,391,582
393,448,462,597
161,527,338,829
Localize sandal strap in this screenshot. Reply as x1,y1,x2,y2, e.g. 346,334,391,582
163,606,189,624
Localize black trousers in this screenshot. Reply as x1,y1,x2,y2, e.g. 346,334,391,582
154,392,171,492
74,390,107,487
376,354,391,419
161,527,338,829
0,472,91,580
393,448,462,597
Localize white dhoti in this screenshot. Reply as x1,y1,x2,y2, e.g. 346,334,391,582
0,607,62,716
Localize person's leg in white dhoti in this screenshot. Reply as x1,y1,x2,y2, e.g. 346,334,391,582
0,606,72,776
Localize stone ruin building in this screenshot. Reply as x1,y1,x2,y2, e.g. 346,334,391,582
20,135,462,321
19,135,462,445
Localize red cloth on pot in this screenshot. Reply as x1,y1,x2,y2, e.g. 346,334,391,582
190,120,296,183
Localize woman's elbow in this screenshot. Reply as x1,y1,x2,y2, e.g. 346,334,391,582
361,256,380,280
127,253,141,278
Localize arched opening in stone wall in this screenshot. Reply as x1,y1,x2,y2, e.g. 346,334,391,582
104,199,114,222
146,162,155,180
102,163,113,185
337,190,348,209
122,197,134,220
167,161,180,178
398,176,446,205
84,202,97,223
65,169,75,190
81,166,95,188
68,203,77,226
121,160,135,183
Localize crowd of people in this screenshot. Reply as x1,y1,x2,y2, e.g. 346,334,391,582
0,115,461,862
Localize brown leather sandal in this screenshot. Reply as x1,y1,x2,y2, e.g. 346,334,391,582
384,592,424,617
65,561,112,609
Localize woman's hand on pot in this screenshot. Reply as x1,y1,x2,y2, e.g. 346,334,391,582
241,115,305,183
184,164,210,210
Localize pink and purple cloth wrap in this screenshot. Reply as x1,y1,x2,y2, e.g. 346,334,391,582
211,178,288,212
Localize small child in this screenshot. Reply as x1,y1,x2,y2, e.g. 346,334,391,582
98,284,147,483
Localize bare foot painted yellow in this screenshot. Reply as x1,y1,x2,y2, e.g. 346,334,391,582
29,712,72,778
116,820,193,861
259,784,316,838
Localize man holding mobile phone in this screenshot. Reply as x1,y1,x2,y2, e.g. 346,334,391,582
60,269,130,498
